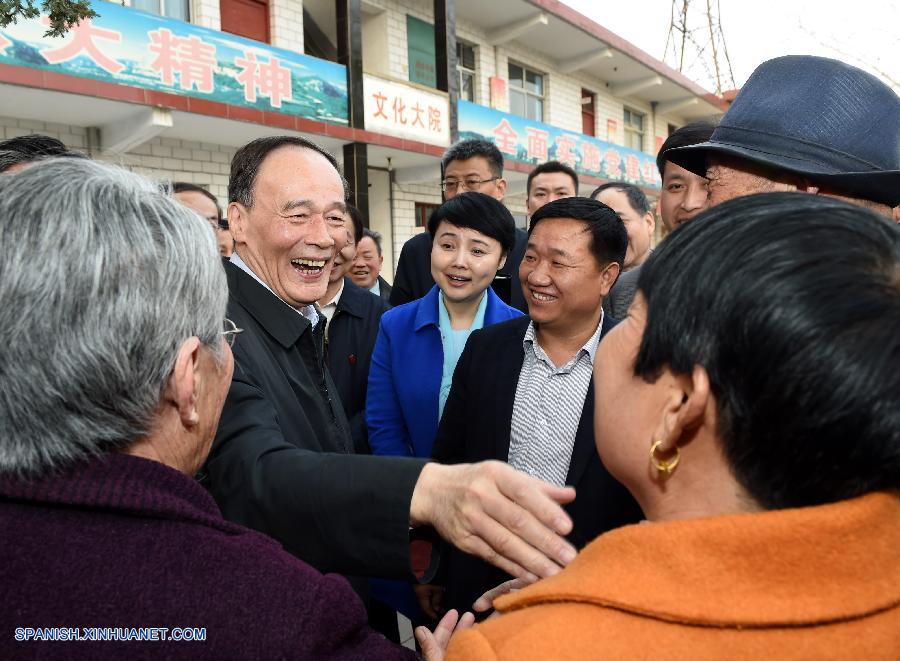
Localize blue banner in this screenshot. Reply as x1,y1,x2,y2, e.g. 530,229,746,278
458,101,660,189
0,2,348,125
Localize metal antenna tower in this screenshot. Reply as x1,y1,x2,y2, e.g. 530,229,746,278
664,0,736,95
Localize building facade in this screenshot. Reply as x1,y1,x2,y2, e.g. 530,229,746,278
0,0,726,275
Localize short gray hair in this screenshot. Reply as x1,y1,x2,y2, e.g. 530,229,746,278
0,159,228,477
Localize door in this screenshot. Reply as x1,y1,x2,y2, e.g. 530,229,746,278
581,89,596,136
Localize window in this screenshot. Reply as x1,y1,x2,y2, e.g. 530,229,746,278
581,89,595,136
457,41,476,102
132,0,190,21
415,202,440,227
623,107,645,151
220,0,270,43
508,62,543,122
407,16,437,88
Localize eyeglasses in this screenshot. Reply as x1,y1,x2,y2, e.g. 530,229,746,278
221,318,243,348
440,176,500,193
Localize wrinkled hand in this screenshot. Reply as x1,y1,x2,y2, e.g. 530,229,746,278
416,609,475,661
410,461,577,581
473,577,532,614
413,583,445,621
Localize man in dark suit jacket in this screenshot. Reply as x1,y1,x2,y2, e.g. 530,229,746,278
390,139,529,312
325,277,388,454
350,228,393,307
320,206,389,455
375,275,393,304
430,197,644,616
205,135,588,596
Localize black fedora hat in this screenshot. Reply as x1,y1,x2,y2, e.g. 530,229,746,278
668,55,900,207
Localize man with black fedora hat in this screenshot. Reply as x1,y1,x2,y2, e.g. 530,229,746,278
667,55,900,218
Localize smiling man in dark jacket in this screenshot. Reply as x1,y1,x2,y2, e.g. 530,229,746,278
204,136,586,609
319,205,389,454
430,197,644,617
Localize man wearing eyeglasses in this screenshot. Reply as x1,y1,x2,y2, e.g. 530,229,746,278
390,139,529,312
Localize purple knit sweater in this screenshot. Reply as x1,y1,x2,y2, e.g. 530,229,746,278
0,453,416,660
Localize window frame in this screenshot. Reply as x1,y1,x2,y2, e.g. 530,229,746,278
457,40,477,103
415,202,441,228
623,106,645,151
131,0,190,21
507,60,545,122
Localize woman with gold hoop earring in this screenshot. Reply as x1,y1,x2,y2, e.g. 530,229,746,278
442,193,900,659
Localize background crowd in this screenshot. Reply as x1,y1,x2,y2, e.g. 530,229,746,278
0,54,898,660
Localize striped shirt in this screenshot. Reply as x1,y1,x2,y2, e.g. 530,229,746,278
508,314,604,486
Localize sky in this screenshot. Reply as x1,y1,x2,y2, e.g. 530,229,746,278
560,0,899,93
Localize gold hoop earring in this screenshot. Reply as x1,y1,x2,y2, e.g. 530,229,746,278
650,440,681,475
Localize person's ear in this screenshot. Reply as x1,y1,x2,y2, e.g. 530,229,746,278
228,202,247,243
495,177,508,199
162,337,202,429
644,211,656,234
497,250,508,271
653,364,711,457
599,261,620,296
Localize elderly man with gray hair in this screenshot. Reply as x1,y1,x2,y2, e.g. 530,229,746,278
0,159,420,659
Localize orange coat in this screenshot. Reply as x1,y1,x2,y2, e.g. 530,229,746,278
447,492,900,660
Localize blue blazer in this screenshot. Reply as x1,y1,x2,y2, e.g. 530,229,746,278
367,285,522,459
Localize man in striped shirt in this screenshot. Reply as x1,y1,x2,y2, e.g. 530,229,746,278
431,196,644,617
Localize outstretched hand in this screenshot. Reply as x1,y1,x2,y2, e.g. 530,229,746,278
410,461,577,580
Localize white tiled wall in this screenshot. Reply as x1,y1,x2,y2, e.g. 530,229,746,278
270,0,305,53
1,116,236,202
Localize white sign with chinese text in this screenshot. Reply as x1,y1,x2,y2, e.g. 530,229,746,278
363,74,450,147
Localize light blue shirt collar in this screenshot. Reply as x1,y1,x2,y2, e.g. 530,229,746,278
437,292,489,420
229,252,320,326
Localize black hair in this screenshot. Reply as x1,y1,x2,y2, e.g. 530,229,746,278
427,191,516,254
173,182,219,208
0,135,87,173
656,121,717,177
173,182,223,227
635,192,900,510
529,196,627,269
228,136,347,207
345,204,365,245
362,228,384,256
0,151,25,173
526,160,579,197
0,134,68,156
590,181,651,215
441,139,504,178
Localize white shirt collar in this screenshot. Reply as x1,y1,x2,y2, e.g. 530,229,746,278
321,279,346,309
524,309,605,366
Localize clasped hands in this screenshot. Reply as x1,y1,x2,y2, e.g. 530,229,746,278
408,461,575,659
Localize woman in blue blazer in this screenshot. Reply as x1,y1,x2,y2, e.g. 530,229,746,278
367,192,522,627
367,192,523,461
